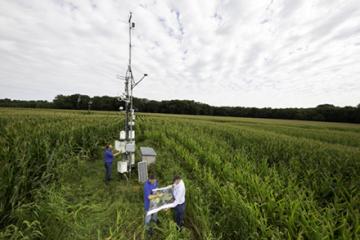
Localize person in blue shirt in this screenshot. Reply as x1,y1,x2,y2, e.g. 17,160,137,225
103,144,119,183
144,174,158,233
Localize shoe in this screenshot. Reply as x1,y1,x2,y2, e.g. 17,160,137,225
147,228,153,237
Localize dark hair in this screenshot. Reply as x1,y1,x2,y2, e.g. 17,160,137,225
173,175,181,183
149,174,156,180
105,144,110,149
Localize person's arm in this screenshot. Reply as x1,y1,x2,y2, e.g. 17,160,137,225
165,184,173,188
149,184,160,200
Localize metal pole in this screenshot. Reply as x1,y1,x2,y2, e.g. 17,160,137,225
119,13,147,174
127,12,133,173
124,12,133,142
129,12,132,69
129,12,134,137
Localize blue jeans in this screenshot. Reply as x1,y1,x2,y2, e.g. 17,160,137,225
104,162,112,181
145,211,158,225
174,202,185,227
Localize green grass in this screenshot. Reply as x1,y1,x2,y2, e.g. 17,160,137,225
0,108,359,239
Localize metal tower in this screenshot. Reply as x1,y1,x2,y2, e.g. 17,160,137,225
117,12,147,173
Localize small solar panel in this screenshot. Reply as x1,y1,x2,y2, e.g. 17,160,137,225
138,161,148,183
140,147,156,156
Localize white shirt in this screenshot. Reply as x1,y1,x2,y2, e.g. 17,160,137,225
172,179,185,205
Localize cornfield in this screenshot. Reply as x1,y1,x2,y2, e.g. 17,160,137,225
0,108,359,239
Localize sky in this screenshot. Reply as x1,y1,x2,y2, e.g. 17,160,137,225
0,0,359,108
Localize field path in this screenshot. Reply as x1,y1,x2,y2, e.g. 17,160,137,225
45,159,145,239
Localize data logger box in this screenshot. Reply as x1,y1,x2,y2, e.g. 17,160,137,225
117,160,128,173
125,143,135,153
129,130,135,140
120,131,126,140
115,140,126,153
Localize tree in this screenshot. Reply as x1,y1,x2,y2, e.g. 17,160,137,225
1,95,360,123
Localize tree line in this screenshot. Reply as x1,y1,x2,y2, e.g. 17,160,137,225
1,94,359,123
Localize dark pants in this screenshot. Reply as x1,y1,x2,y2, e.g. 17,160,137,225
104,162,112,181
174,202,185,228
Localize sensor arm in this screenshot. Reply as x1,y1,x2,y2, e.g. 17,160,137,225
133,74,148,88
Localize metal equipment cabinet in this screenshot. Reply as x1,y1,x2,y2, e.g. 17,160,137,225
140,147,156,165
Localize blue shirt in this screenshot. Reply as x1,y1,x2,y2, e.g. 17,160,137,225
104,149,113,163
144,180,158,211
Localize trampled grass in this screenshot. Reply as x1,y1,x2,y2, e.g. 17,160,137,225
0,108,359,239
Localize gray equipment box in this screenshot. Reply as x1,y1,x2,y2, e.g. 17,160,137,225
140,147,157,165
138,161,148,183
125,143,135,153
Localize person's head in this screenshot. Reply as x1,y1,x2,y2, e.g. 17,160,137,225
148,174,156,184
105,144,113,150
173,175,181,185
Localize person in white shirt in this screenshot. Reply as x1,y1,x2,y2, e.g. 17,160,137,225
171,175,186,229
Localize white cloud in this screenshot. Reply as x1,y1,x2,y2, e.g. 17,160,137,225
0,0,359,107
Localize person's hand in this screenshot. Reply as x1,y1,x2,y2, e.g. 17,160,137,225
149,194,159,200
